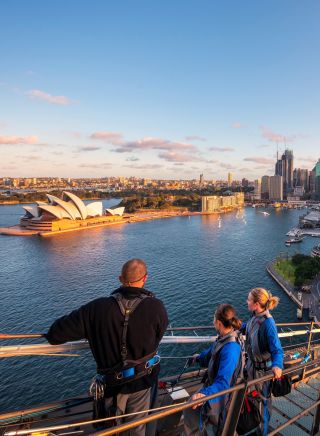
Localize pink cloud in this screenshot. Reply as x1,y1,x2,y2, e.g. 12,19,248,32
77,145,101,152
90,131,123,144
113,137,197,153
209,147,235,152
158,151,203,162
185,135,206,142
260,126,295,143
219,162,236,169
0,135,38,145
124,164,162,170
27,89,71,105
79,163,112,169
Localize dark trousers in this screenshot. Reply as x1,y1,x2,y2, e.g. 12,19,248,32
105,388,151,436
184,406,215,436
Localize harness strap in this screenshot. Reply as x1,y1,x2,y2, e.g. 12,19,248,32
112,292,149,363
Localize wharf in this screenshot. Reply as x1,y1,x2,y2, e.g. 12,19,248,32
287,227,320,237
267,260,303,309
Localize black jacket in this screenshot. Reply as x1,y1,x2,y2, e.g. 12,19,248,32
46,286,168,395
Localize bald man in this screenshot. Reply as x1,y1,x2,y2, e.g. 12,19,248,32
46,259,168,435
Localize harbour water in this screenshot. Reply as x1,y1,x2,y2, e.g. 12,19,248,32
0,202,318,412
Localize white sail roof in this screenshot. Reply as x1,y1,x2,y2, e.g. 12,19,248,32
37,204,73,220
46,194,81,220
86,201,103,217
106,206,125,216
62,192,88,219
22,192,105,221
22,205,40,218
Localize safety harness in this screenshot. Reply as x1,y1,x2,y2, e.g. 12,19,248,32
201,330,245,434
91,290,160,392
246,310,272,373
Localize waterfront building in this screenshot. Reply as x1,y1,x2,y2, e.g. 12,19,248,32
253,178,261,200
261,175,270,199
201,195,221,212
201,192,244,212
293,186,305,197
314,160,320,200
20,192,125,232
299,211,320,229
269,175,283,201
228,172,233,187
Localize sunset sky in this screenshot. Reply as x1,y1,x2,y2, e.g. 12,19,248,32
1,0,320,179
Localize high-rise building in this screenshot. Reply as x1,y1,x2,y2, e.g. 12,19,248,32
228,172,233,186
199,173,204,186
269,175,283,201
241,178,249,188
261,175,270,199
314,160,320,200
281,149,294,196
253,179,261,200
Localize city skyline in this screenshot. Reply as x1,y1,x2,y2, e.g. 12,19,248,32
1,1,320,179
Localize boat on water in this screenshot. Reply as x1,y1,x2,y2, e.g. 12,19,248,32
285,236,304,246
311,245,320,258
1,323,320,435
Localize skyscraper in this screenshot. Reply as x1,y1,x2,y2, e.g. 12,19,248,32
313,160,320,200
274,149,294,198
261,175,270,199
270,175,283,201
228,172,233,186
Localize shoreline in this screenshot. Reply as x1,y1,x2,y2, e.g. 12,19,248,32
0,207,243,237
266,259,303,309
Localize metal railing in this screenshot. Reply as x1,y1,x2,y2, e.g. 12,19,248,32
4,358,320,436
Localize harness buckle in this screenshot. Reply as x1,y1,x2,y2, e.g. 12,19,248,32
145,354,160,369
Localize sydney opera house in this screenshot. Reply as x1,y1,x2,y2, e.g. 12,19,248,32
20,192,125,233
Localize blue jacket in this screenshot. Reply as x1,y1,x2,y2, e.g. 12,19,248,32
198,342,241,404
241,318,283,369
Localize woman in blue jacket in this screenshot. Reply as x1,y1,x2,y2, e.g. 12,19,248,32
184,304,243,435
243,287,284,436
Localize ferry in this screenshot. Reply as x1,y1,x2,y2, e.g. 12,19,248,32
285,236,304,246
1,323,320,435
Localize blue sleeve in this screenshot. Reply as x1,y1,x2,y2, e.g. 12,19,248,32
240,322,246,334
263,318,284,369
199,342,241,404
198,344,213,367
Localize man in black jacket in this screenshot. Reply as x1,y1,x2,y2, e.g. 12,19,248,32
46,258,168,435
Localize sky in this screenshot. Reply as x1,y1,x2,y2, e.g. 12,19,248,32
0,0,320,180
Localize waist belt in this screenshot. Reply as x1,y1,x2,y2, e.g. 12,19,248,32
254,360,272,371
97,353,161,387
119,354,160,379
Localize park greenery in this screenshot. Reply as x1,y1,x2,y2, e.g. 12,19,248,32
119,194,201,213
275,254,320,288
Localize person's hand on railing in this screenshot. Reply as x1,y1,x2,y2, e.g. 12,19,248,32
191,392,206,409
187,353,200,367
272,366,282,379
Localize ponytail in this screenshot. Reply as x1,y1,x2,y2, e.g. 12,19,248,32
250,287,279,310
268,295,279,310
215,304,242,330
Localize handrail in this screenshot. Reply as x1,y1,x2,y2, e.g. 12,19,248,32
1,327,320,357
4,358,319,436
1,322,317,341
92,360,320,436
